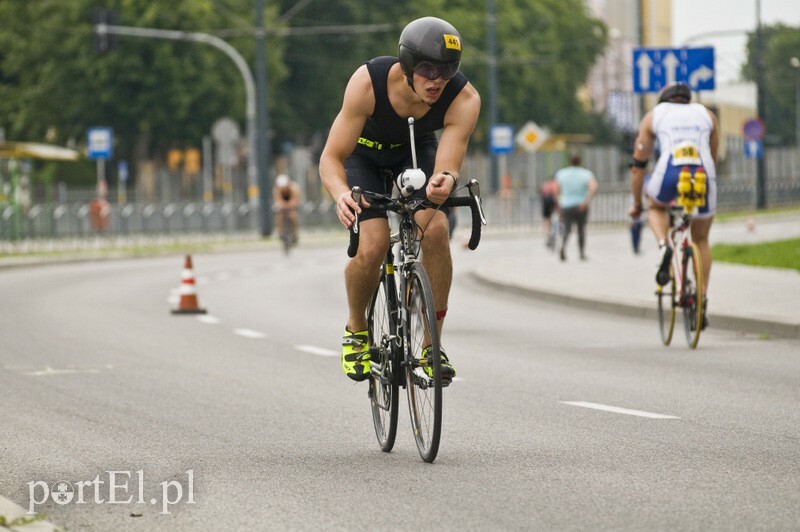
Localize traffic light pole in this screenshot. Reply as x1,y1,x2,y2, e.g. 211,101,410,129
754,0,767,209
93,23,263,222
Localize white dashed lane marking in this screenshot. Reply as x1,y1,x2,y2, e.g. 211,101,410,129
295,345,338,356
196,315,221,324
560,401,680,419
233,329,268,339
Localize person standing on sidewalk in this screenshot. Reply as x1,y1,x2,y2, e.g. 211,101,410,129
554,154,598,261
628,82,719,329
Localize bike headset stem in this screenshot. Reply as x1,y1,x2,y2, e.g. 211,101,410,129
404,116,464,244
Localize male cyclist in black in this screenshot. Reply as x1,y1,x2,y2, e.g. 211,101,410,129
319,16,480,383
629,82,719,328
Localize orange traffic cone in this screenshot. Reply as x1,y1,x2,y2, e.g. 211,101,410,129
171,255,207,314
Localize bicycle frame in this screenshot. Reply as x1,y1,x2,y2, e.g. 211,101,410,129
660,205,704,348
373,213,422,390
667,210,692,297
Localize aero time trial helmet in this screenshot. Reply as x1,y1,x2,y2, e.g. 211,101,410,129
658,82,692,104
398,17,462,85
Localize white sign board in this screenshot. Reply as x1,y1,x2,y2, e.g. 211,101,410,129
87,127,113,160
490,124,514,154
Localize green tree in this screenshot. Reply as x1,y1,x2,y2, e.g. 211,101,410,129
743,24,800,146
273,0,609,147
0,0,285,171
0,0,610,185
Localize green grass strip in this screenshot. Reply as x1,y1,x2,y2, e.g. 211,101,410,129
712,238,800,272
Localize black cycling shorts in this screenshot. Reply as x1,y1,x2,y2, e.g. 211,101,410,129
345,133,449,222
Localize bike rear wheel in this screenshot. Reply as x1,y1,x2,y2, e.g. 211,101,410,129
404,262,442,463
367,272,399,452
657,261,676,346
681,243,704,348
279,213,293,255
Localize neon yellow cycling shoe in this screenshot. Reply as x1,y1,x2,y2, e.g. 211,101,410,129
421,346,455,384
342,328,370,382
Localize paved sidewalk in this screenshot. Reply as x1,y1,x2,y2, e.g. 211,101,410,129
472,214,800,339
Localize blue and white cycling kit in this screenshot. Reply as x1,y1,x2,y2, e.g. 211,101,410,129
645,102,717,218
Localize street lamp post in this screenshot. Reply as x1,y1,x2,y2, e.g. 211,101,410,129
791,57,800,149
94,24,260,220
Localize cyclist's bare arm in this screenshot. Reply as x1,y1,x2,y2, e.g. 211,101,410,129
427,83,481,205
319,65,374,228
630,111,656,216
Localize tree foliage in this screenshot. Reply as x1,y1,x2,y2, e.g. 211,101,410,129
0,0,609,175
743,24,800,146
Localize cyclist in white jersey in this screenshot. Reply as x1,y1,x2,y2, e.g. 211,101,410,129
628,82,719,329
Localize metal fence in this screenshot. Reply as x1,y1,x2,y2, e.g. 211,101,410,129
3,178,800,246
2,140,799,244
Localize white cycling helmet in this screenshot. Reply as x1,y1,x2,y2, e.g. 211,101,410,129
275,174,290,188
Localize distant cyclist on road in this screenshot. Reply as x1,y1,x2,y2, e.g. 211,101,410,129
273,174,301,244
318,16,481,383
628,82,720,328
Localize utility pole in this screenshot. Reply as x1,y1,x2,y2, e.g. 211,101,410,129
256,0,272,236
487,0,499,193
755,0,767,209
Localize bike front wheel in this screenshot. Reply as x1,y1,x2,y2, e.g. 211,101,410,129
681,243,704,348
404,262,442,463
368,271,399,452
657,261,676,346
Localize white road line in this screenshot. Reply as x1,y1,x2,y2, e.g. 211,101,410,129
560,401,680,419
0,494,59,531
233,328,268,339
4,365,113,377
295,345,338,356
196,315,221,324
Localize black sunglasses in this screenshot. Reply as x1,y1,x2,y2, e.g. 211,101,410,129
413,61,460,81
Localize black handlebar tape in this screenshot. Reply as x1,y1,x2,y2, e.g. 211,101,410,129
444,196,482,250
347,226,359,257
347,187,362,257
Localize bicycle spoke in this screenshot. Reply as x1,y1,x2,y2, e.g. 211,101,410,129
657,260,676,346
405,264,442,463
368,273,398,452
682,243,704,348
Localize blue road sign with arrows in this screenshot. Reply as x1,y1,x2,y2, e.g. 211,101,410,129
632,47,715,94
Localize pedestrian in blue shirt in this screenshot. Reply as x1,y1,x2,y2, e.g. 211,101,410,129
554,154,598,261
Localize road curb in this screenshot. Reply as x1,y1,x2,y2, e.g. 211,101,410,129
468,270,800,340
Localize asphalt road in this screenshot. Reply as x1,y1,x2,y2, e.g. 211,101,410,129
1,238,798,530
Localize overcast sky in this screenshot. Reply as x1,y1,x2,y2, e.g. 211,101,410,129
672,0,800,83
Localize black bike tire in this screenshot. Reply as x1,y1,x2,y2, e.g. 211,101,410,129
682,243,704,348
657,261,676,346
404,262,442,463
367,272,399,452
279,210,292,255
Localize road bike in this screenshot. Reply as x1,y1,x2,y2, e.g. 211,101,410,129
656,166,706,349
347,118,486,463
545,210,562,252
275,206,297,255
